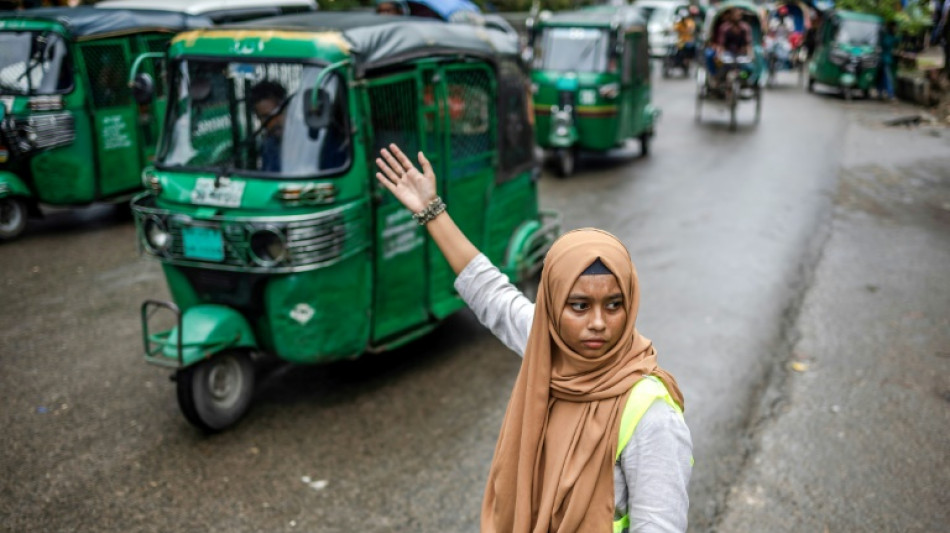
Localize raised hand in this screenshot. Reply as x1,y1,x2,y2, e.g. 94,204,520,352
375,143,437,214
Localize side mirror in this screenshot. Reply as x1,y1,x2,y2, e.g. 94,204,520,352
303,88,332,131
131,73,155,105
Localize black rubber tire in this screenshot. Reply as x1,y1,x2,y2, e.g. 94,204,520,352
754,86,762,125
729,79,740,132
844,87,852,102
555,148,576,178
0,197,27,241
639,131,651,157
177,350,255,433
807,76,815,93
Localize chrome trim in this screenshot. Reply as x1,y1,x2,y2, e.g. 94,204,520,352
131,193,367,274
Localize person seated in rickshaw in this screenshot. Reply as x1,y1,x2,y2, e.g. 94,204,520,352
375,0,409,16
249,80,287,172
704,8,753,82
766,6,798,63
673,7,697,60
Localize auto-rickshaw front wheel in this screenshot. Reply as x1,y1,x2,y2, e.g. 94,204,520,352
0,197,27,241
554,148,576,178
176,350,255,432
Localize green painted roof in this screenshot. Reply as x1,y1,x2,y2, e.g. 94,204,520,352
536,5,645,30
171,12,520,73
834,10,883,23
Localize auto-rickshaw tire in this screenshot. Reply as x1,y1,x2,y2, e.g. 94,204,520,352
754,87,762,125
728,79,740,132
0,197,28,241
844,88,852,102
807,77,815,93
639,131,651,157
555,148,576,178
176,350,255,433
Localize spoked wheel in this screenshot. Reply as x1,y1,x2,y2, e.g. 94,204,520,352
728,79,740,132
177,350,255,432
695,70,706,123
754,85,762,125
555,147,576,178
0,197,27,241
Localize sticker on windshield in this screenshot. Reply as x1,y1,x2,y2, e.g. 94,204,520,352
191,177,246,208
228,63,259,79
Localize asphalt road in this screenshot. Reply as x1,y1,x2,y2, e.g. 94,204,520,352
1,70,938,532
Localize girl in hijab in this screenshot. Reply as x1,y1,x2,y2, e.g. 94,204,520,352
376,144,693,532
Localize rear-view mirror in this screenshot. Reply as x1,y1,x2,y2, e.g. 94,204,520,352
304,88,332,132
132,73,155,105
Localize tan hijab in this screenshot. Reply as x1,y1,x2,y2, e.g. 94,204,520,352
481,229,684,533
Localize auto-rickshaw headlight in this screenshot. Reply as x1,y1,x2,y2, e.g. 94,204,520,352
249,227,287,266
143,216,171,254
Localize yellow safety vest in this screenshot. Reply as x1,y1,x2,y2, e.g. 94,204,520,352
612,375,688,533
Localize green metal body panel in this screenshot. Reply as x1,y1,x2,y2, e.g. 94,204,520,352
809,11,882,91
0,18,181,208
134,25,556,367
159,304,257,365
0,170,31,199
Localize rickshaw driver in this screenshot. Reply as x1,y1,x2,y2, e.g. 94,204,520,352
375,0,408,16
248,80,287,172
705,8,752,84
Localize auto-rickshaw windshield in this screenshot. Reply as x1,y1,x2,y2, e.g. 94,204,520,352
537,27,610,72
158,59,351,177
835,19,880,47
0,31,72,95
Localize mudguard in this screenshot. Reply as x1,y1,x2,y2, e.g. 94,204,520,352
148,304,257,367
0,171,32,200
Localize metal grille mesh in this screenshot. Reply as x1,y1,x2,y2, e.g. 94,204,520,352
445,68,492,161
80,43,131,108
366,77,420,158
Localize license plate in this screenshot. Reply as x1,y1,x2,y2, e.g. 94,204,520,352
182,226,224,262
191,177,245,208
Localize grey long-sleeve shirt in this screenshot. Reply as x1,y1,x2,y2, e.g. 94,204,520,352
454,254,693,533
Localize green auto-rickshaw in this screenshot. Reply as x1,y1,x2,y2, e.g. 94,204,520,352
0,7,211,240
807,10,882,100
130,12,559,431
527,5,658,177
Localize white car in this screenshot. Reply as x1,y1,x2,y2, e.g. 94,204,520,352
632,0,690,58
96,0,316,23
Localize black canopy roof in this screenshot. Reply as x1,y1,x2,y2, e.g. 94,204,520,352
2,6,211,40
225,11,520,73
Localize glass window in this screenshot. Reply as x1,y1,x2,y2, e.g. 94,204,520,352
158,59,351,178
536,27,609,73
0,31,72,95
835,20,879,47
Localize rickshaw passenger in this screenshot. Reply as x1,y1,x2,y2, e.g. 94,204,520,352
705,8,752,78
249,80,287,172
375,0,408,16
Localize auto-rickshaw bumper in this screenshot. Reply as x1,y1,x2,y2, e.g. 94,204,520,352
141,300,257,368
0,171,32,200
